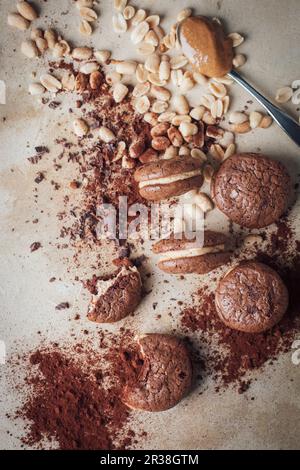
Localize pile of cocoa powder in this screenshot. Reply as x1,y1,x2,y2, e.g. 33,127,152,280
181,216,300,393
12,331,146,450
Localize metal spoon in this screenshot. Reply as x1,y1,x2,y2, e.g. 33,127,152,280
177,24,300,148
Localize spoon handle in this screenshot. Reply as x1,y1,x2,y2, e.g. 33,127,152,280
228,69,300,147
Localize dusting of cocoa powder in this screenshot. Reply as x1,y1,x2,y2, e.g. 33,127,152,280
13,333,145,450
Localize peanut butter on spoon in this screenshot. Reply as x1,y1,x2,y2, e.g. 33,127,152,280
178,16,234,78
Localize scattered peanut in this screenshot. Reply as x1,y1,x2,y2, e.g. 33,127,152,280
94,50,111,63
177,8,192,22
193,72,208,86
123,5,135,20
132,9,146,26
211,99,223,119
144,112,159,126
135,96,151,114
167,126,184,147
170,55,189,70
208,81,227,98
209,144,225,161
229,111,248,124
28,83,45,96
179,145,191,157
17,1,38,21
62,72,76,91
79,7,98,22
232,121,251,133
44,29,57,49
99,126,116,143
113,13,127,33
137,43,155,56
152,136,171,151
116,61,137,74
151,122,170,138
88,71,101,89
131,21,149,44
249,111,263,129
106,72,121,85
113,83,129,103
79,19,93,36
275,87,293,103
228,32,244,47
145,15,160,28
21,39,39,58
79,61,99,74
158,112,176,123
73,118,89,137
203,164,214,182
259,115,273,129
7,12,30,30
30,28,43,40
36,38,48,53
172,115,192,126
179,122,198,137
136,64,148,83
173,95,190,115
151,100,169,114
224,143,236,160
190,106,205,121
163,145,178,160
151,85,171,101
191,148,207,162
193,193,214,213
145,30,159,47
40,74,62,92
145,54,160,73
53,40,71,58
114,0,128,11
72,47,93,60
233,54,246,68
133,82,151,98
159,61,171,82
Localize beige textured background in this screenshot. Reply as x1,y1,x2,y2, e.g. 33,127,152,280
0,0,300,450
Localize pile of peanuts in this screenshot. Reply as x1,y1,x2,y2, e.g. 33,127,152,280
7,0,276,214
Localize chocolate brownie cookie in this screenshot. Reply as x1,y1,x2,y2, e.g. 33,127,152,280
152,230,231,274
215,261,289,333
121,334,192,412
87,266,142,323
211,153,291,228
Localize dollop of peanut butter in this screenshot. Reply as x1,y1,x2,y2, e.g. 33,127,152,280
179,16,233,78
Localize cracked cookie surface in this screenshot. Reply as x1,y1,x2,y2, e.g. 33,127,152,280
121,334,192,412
211,153,291,228
87,266,142,323
215,261,289,333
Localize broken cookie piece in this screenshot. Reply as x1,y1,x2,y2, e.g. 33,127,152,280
121,334,192,412
87,265,142,323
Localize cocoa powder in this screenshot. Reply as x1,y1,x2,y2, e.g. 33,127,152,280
14,335,144,450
